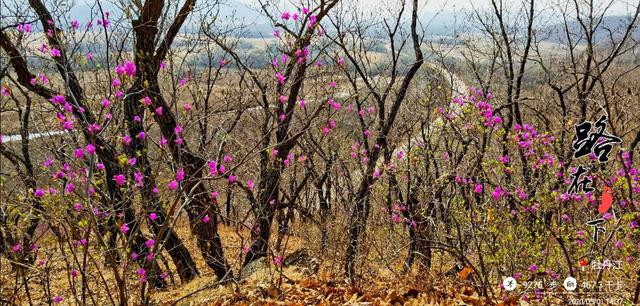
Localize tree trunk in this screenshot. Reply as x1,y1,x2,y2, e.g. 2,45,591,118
124,83,199,283
243,168,279,266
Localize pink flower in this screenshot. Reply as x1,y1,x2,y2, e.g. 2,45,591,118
273,255,283,266
247,180,255,189
134,171,144,186
176,168,184,181
167,180,178,190
120,223,129,234
228,175,236,184
74,203,82,211
122,134,132,145
12,243,22,253
208,160,218,175
74,148,85,159
211,191,219,198
529,264,538,272
86,52,94,61
123,60,136,76
396,150,405,160
183,103,192,111
363,129,370,137
65,183,75,194
203,215,210,223
516,188,528,200
223,155,233,163
111,78,121,88
391,213,401,223
141,96,152,106
155,107,163,115
491,186,505,201
373,169,381,179
149,213,158,221
50,48,61,57
50,95,66,104
498,155,509,164
145,239,155,248
281,11,290,20
174,125,183,135
308,15,317,28
101,98,111,108
53,295,63,304
275,72,286,84
113,174,126,186
17,23,33,33
474,183,483,194
338,57,345,65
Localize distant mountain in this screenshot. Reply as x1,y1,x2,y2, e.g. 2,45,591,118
542,15,640,43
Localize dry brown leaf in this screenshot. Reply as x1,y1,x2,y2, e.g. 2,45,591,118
459,267,474,280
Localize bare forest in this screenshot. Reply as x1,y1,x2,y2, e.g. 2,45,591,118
1,0,640,304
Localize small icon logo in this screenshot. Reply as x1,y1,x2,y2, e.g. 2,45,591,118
503,277,517,291
564,277,577,291
580,259,588,271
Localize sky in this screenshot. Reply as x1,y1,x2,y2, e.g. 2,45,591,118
232,0,639,15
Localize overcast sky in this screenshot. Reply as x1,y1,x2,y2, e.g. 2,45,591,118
233,0,639,15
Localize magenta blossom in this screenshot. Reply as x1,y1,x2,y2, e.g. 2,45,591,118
74,148,85,159
176,168,185,181
50,48,61,57
34,188,45,198
145,239,155,248
474,183,483,194
167,180,178,190
114,174,126,186
111,78,121,88
85,144,96,155
120,223,129,234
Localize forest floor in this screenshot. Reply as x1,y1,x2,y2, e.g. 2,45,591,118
145,225,506,306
